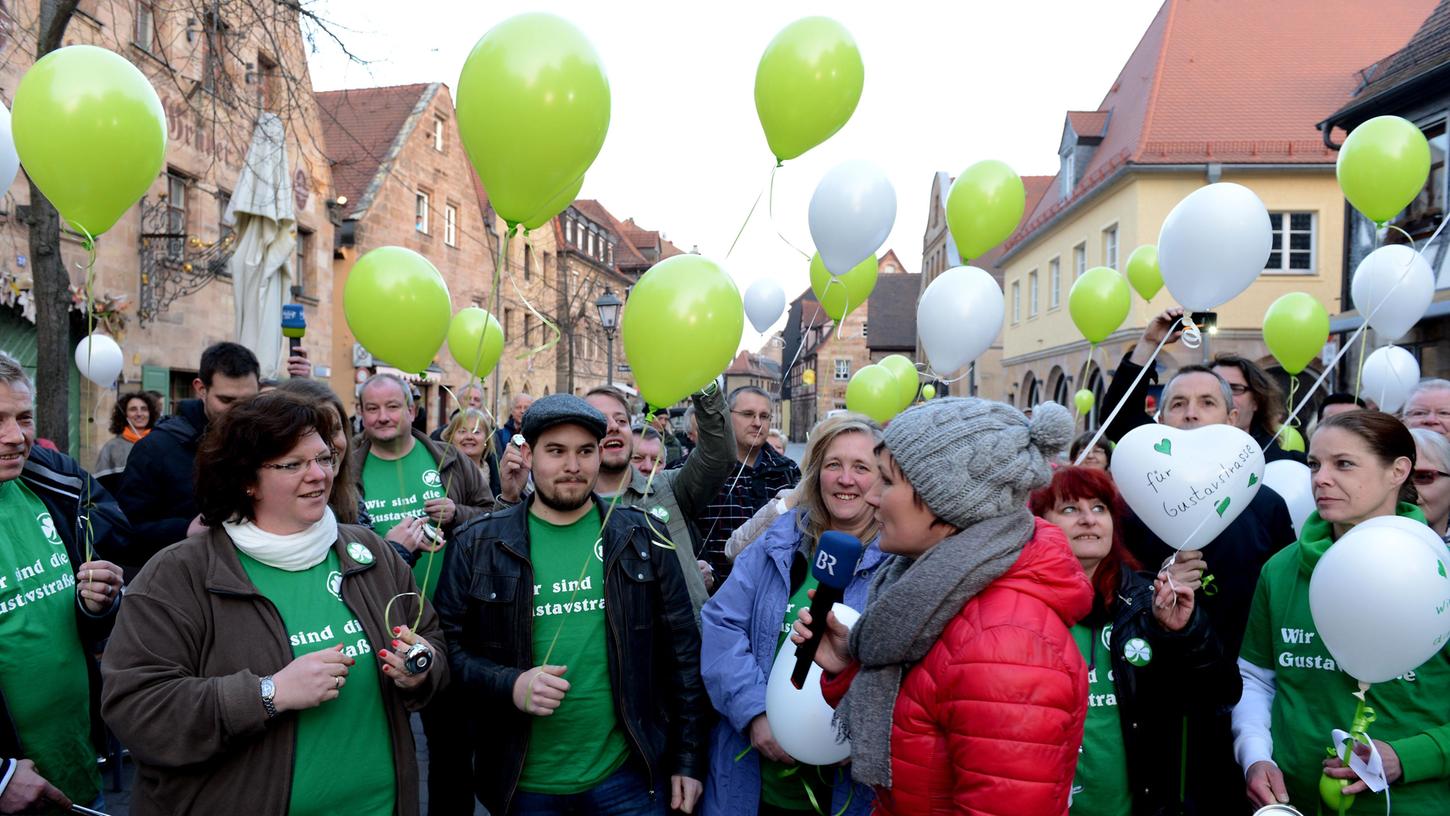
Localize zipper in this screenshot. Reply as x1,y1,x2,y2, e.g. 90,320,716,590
605,526,657,800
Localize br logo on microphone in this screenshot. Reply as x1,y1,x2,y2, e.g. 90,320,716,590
814,549,838,577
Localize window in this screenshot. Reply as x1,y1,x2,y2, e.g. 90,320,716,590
1102,225,1119,270
1049,257,1062,309
432,116,445,152
443,204,457,246
1028,270,1039,317
834,359,851,381
1266,212,1315,273
565,219,574,243
503,308,514,340
201,14,229,96
165,171,188,261
523,314,534,346
1011,280,1022,323
524,245,533,280
134,1,155,52
1060,153,1075,200
861,322,868,337
1073,242,1086,278
884,263,897,274
256,54,279,112
415,191,429,234
295,228,312,295
216,190,232,242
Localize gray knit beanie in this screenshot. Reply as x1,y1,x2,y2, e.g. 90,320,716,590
882,398,1073,529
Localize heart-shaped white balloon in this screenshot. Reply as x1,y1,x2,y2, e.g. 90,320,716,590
1110,423,1265,551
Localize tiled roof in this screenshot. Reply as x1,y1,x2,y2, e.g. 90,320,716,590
573,199,651,268
973,175,1053,270
1004,0,1435,254
316,83,434,220
1067,111,1110,139
866,269,921,352
1327,0,1449,123
725,350,782,378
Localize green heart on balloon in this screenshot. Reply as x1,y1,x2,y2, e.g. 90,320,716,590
1069,267,1132,344
1248,473,1258,487
622,255,743,408
1153,439,1172,456
456,13,610,227
754,17,863,164
946,160,1026,260
344,247,452,374
877,354,919,411
447,307,504,378
846,364,900,424
12,45,168,237
1216,498,1231,517
810,253,877,323
1125,244,1162,300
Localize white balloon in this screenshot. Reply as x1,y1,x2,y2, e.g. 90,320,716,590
1360,345,1420,414
1262,460,1314,538
1309,515,1450,684
766,604,860,766
808,160,897,276
0,104,16,195
1351,245,1435,342
74,334,123,388
1110,423,1265,551
917,266,1003,375
1157,182,1272,310
744,278,786,334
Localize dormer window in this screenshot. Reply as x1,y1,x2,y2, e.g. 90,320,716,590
1060,152,1075,200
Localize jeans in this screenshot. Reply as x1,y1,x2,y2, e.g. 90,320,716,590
508,763,667,816
418,686,476,816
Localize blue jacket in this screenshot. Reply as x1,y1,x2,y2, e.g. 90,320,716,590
700,509,881,816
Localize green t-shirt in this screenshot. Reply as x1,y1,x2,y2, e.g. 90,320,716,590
1068,621,1132,816
519,508,631,794
361,443,445,597
239,550,395,816
761,569,828,811
1240,527,1450,815
0,480,99,805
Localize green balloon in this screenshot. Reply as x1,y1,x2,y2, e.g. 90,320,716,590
1280,425,1306,454
810,253,877,323
1263,293,1329,375
1125,244,1162,300
447,307,505,378
846,364,900,424
920,384,936,400
622,255,743,407
344,247,452,373
878,354,919,410
522,175,584,232
1338,115,1431,224
12,45,167,237
1075,389,1095,415
457,14,610,227
754,17,863,163
946,160,1025,260
1068,267,1132,344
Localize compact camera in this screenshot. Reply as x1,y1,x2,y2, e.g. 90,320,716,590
403,641,433,675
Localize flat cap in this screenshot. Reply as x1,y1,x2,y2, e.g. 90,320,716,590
520,394,608,446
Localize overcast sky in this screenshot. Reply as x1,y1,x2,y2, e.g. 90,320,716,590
306,0,1164,347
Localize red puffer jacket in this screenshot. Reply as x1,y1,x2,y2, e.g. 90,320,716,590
823,519,1093,816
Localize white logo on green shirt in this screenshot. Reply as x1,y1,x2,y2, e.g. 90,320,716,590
346,542,374,565
326,571,343,601
593,539,604,563
1123,637,1153,667
422,469,442,488
37,512,61,547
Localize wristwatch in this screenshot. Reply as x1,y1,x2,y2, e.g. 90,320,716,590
259,675,278,719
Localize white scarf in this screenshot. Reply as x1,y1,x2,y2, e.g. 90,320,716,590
225,508,339,572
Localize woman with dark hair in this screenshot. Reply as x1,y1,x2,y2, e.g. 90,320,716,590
99,392,447,815
1069,431,1112,470
1030,466,1226,815
791,399,1092,814
1234,411,1450,813
1212,354,1303,464
94,391,160,492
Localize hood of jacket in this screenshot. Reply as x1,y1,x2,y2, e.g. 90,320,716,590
993,518,1094,628
1297,502,1427,575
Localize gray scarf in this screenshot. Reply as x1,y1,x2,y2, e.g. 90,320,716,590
838,508,1035,789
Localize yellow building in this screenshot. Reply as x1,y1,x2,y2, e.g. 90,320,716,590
996,0,1435,424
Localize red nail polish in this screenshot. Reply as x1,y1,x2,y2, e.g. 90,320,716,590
392,627,401,635
379,650,388,657
391,639,400,648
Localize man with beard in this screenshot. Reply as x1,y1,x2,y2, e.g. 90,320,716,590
581,384,733,618
436,395,706,815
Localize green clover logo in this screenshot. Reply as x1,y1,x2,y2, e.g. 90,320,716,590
1123,637,1153,667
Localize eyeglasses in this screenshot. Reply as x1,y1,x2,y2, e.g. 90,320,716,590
731,410,771,423
261,452,337,475
1412,469,1450,486
1405,409,1450,422
1227,384,1250,396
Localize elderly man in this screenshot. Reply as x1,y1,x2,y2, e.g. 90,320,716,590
0,351,127,813
1403,378,1450,437
1100,307,1296,815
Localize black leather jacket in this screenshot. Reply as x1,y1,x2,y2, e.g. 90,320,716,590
433,496,707,815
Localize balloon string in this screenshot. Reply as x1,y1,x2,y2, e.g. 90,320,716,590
1286,376,1299,432
725,167,770,260
1072,316,1195,466
77,225,98,565
485,226,512,432
767,164,813,261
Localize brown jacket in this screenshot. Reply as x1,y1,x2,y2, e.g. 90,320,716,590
350,426,499,533
100,525,448,816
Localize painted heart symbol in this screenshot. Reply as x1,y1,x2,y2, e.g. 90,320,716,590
1110,424,1265,552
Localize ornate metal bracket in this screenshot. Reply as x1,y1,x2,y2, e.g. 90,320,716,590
137,195,238,326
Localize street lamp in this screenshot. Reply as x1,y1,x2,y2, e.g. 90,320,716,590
595,287,623,387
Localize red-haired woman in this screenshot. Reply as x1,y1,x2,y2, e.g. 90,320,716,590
1030,466,1228,816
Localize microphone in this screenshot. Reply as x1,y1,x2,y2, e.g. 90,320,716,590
282,303,306,352
792,530,864,689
